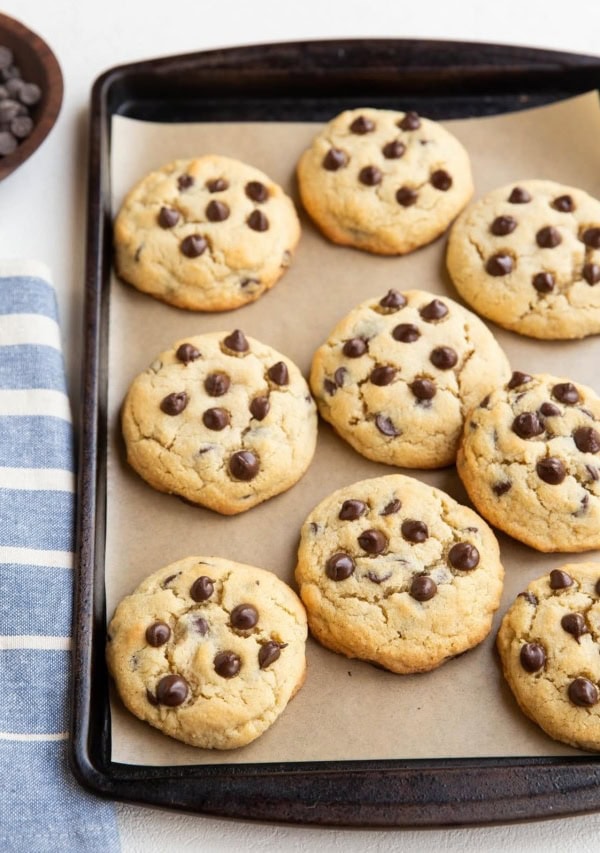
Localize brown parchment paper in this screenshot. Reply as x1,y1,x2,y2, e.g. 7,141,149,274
107,92,600,766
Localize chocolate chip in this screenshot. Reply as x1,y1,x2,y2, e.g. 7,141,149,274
536,457,566,485
359,165,382,186
214,651,241,678
145,622,171,647
193,617,208,635
156,674,189,706
339,499,368,521
486,253,513,276
401,519,428,543
245,181,268,202
204,372,230,396
343,337,368,357
383,140,405,159
324,379,337,396
493,481,512,496
596,578,600,595
420,299,448,321
587,465,600,481
247,210,269,231
532,272,555,293
158,206,180,228
583,263,600,285
410,378,436,401
258,642,281,669
549,569,573,590
508,186,531,204
574,427,600,454
10,115,33,139
230,603,259,630
176,343,200,364
375,414,400,436
191,576,214,601
518,591,538,605
326,553,355,580
206,177,228,192
561,612,588,641
410,575,437,601
448,542,479,570
399,111,420,130
520,642,546,672
568,677,599,707
480,395,491,408
396,186,418,207
162,573,179,588
582,227,600,248
366,570,392,584
177,173,194,190
490,215,517,236
250,396,270,420
323,148,348,170
430,169,452,191
392,323,420,343
268,361,289,385
334,367,347,388
0,131,17,155
512,412,544,440
552,194,575,212
536,226,562,248
379,289,407,310
508,371,533,389
552,382,580,404
202,407,229,430
160,391,188,415
350,115,375,134
223,329,249,353
357,529,388,554
370,365,396,386
146,689,159,706
381,498,402,515
430,346,458,370
229,450,259,481
180,234,208,257
206,200,230,222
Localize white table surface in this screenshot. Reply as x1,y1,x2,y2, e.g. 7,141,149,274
3,1,600,850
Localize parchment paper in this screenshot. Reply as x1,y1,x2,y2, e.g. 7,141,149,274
107,92,600,765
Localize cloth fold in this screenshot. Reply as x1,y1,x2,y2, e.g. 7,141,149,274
0,261,119,852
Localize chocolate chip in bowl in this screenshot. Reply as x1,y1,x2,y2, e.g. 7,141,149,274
0,13,62,180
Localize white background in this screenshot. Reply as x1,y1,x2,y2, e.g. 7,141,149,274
3,1,600,850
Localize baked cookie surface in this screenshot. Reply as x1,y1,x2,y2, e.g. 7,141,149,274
457,371,600,552
114,155,301,311
295,474,504,674
446,179,600,339
310,289,511,468
297,108,473,255
497,563,600,752
122,331,317,514
106,556,308,750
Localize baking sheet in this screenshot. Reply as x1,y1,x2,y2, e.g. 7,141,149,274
107,91,600,766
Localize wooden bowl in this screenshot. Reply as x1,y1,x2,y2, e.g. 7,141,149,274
0,13,63,181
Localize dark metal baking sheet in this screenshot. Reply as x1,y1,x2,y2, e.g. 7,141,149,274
72,38,600,826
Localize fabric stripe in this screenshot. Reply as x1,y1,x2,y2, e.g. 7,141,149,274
0,648,70,734
0,388,71,420
0,314,61,349
0,344,67,391
0,731,68,742
0,416,73,470
0,563,72,636
0,468,75,492
0,636,71,651
0,273,57,319
0,546,73,568
0,489,75,551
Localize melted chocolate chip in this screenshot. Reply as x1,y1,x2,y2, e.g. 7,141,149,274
568,677,599,707
223,329,249,353
582,227,600,248
536,226,562,248
339,499,368,521
190,575,214,601
158,206,180,228
326,553,355,581
518,591,538,605
486,253,513,276
561,612,588,641
247,210,269,232
396,186,418,207
448,542,479,570
410,378,436,401
512,412,544,440
573,427,600,454
176,342,200,364
145,622,171,647
156,674,189,706
549,569,573,590
490,215,517,236
430,169,452,191
245,181,268,202
162,573,178,588
399,111,420,130
552,194,575,212
401,519,428,543
539,402,560,417
379,289,407,310
268,361,289,385
587,465,600,481
358,529,388,554
430,346,458,370
343,337,368,357
359,165,382,186
536,457,566,485
366,571,392,584
350,115,375,134
532,272,555,293
420,299,448,321
160,391,188,415
552,382,580,404
508,371,533,389
520,642,546,672
193,617,208,635
177,173,194,190
204,372,230,396
229,450,259,481
392,323,420,343
493,481,512,496
323,148,348,170
381,498,402,515
508,186,531,204
206,200,230,222
258,641,281,669
383,140,405,159
370,365,396,386
206,177,228,192
324,379,337,396
214,651,241,678
375,414,400,436
410,575,437,601
583,263,600,285
249,396,270,420
202,407,230,430
180,234,208,257
230,603,259,630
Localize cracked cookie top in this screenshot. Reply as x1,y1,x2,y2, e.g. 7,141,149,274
309,289,511,468
121,330,318,515
114,154,301,311
296,107,473,255
446,179,600,339
295,474,504,674
106,555,308,749
457,371,600,552
497,562,600,751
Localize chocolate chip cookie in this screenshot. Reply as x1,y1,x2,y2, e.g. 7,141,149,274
497,563,600,751
114,155,301,311
121,331,317,514
457,371,600,551
296,107,473,255
446,179,600,339
295,474,504,673
309,289,511,468
106,556,308,749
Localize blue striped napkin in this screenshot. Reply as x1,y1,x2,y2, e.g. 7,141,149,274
0,261,119,852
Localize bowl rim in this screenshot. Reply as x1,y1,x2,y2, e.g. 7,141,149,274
0,12,64,181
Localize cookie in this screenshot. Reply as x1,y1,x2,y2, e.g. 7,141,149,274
121,330,318,514
446,179,600,339
457,371,600,552
106,556,308,750
295,474,504,673
497,563,600,751
114,155,301,311
309,289,511,468
296,107,473,255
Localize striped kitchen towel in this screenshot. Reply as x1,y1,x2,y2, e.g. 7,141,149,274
0,261,119,852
